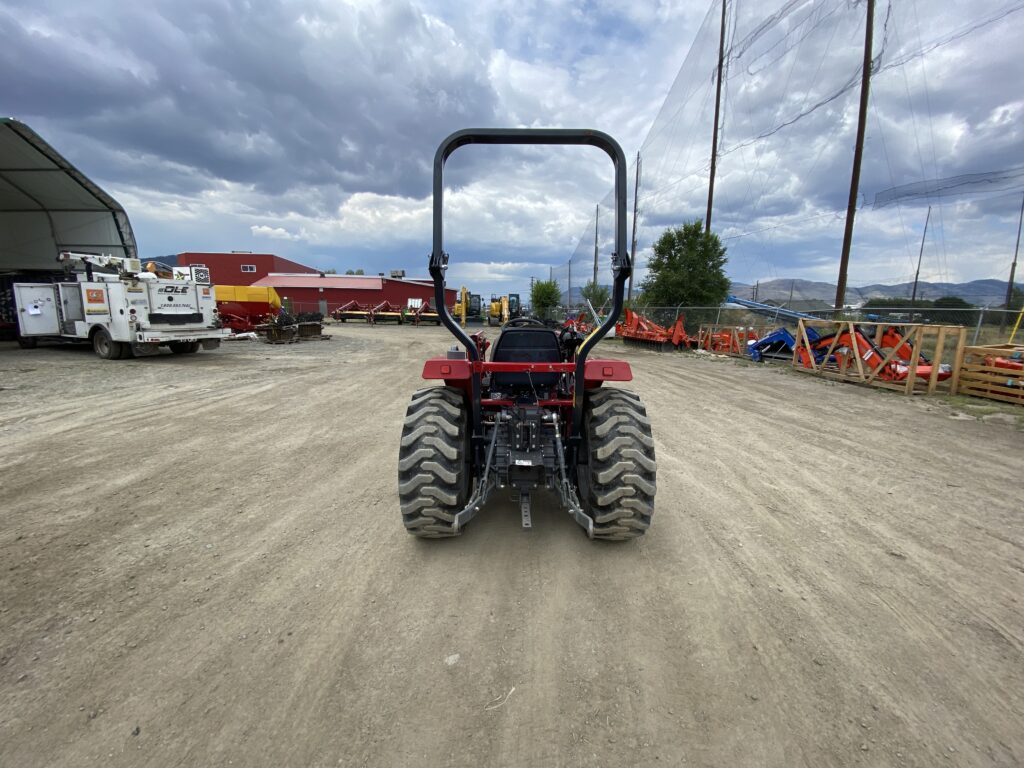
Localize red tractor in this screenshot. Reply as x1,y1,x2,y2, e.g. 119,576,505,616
398,128,656,540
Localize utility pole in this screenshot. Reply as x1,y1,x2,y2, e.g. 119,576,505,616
1001,192,1024,330
628,152,642,303
592,204,599,288
705,0,727,233
787,279,795,308
567,258,572,307
834,0,875,311
910,205,931,306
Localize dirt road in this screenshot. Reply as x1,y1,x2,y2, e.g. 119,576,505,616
1,325,1021,767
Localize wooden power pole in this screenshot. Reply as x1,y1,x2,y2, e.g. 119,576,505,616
910,205,931,306
834,0,875,311
628,152,642,303
705,0,727,233
1002,192,1024,330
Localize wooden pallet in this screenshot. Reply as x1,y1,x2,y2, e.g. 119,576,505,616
954,344,1024,405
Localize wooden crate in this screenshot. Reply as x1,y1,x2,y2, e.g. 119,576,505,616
792,319,966,395
696,324,775,357
955,344,1024,405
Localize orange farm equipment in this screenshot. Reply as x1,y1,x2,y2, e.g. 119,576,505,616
616,308,690,351
563,311,594,336
796,325,952,382
697,326,760,355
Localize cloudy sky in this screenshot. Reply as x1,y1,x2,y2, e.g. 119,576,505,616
3,0,1022,298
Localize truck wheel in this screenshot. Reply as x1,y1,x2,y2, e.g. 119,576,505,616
580,388,656,540
16,336,37,349
92,328,126,360
398,387,471,538
169,341,200,354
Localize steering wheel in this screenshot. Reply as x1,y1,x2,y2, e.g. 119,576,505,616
504,317,547,328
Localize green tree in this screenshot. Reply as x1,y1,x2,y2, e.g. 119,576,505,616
1007,286,1023,311
862,297,933,310
531,279,561,319
344,268,366,275
580,280,610,310
324,268,337,274
639,221,729,309
933,296,973,309
933,295,975,325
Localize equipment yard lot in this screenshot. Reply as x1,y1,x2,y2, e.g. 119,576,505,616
1,325,1021,768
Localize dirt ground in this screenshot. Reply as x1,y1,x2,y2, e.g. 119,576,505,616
1,324,1021,768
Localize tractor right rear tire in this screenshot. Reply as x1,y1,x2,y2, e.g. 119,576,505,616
580,388,657,540
398,387,471,538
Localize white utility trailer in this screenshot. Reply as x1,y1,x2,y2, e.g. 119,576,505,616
14,252,229,359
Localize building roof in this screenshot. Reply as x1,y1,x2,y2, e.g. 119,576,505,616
252,274,384,290
0,118,137,271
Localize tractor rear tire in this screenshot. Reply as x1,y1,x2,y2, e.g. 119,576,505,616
580,388,656,540
398,387,471,538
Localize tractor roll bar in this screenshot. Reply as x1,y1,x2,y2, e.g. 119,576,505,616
429,128,632,440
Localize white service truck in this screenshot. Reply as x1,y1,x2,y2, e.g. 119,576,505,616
14,252,229,359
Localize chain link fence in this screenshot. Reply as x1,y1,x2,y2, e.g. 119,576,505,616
623,305,1022,346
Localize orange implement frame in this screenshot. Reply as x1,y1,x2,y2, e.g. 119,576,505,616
792,318,966,395
955,344,1024,405
616,308,690,350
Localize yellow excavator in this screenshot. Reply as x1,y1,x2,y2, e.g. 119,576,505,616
488,294,510,326
454,286,470,327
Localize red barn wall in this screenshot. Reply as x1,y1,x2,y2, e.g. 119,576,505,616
178,252,319,286
252,275,456,313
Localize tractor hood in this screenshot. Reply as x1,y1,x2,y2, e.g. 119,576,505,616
0,118,137,272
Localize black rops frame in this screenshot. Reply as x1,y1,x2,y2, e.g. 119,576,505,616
428,128,632,455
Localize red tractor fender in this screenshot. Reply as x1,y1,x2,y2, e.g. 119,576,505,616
422,357,632,386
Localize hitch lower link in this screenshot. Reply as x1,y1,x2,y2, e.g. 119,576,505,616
451,413,593,537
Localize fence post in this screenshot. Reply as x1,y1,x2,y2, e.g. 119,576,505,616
972,307,985,345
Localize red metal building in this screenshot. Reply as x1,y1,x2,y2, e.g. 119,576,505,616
251,273,457,314
177,252,319,286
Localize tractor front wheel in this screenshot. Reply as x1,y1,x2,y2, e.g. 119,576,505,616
580,388,657,540
398,387,471,537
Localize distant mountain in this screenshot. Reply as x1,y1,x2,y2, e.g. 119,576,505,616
729,278,1014,307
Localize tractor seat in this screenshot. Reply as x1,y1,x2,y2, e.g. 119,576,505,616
490,328,562,391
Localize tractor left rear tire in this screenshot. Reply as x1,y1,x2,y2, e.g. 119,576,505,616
398,387,471,538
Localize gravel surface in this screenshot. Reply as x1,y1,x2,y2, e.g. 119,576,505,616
1,325,1021,767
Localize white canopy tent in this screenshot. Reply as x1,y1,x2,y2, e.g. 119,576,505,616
0,118,136,273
